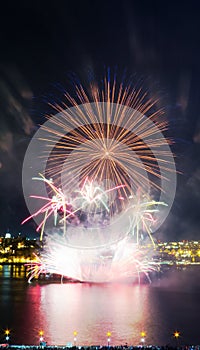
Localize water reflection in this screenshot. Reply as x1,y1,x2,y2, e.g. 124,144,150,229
28,283,162,346
0,264,27,279
0,268,200,346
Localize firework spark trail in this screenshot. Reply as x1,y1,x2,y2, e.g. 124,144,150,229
74,177,125,213
128,193,168,246
22,174,72,239
22,175,165,248
22,175,126,238
25,254,47,283
40,76,174,200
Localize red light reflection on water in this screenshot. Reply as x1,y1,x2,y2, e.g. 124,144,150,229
26,283,158,346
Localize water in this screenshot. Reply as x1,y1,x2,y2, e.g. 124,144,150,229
0,265,200,346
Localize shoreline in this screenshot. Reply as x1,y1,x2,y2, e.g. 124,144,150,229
1,345,200,349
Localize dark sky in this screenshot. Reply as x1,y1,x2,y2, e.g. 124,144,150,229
0,0,200,240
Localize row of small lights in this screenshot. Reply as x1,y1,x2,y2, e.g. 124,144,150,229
3,329,181,345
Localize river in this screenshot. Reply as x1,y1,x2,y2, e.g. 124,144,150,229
0,265,200,346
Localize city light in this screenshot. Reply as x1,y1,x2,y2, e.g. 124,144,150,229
1,236,200,268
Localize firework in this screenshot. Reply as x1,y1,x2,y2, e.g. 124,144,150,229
22,73,176,283
24,189,165,282
27,235,159,283
40,76,174,201
22,174,72,240
128,190,167,246
73,177,125,214
22,174,126,239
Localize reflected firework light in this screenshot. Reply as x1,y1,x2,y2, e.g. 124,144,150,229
22,73,176,283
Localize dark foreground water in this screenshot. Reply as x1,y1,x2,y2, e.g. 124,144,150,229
0,265,200,346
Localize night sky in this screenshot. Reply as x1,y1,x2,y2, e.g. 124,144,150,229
0,1,200,240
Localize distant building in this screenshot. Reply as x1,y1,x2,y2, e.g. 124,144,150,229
5,232,11,239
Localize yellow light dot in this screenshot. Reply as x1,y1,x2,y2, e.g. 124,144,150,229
174,331,180,338
140,331,146,337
